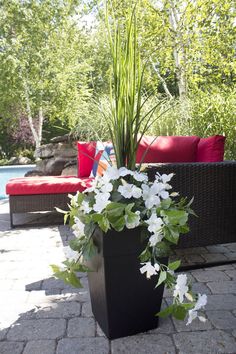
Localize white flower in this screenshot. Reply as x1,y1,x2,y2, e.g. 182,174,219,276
152,181,170,199
63,246,78,262
104,166,120,180
118,184,142,199
81,200,91,214
133,171,148,182
125,211,140,229
140,262,160,279
160,173,174,184
173,274,189,303
93,192,111,213
159,190,169,199
119,167,134,177
194,293,207,310
72,217,85,238
84,179,97,193
186,294,207,325
131,185,142,198
149,231,164,247
100,182,113,193
68,192,79,206
118,184,134,199
142,184,161,209
146,213,163,234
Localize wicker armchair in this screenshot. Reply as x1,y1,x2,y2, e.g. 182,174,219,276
148,161,236,248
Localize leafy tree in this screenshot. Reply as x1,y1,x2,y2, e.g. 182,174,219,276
0,0,91,150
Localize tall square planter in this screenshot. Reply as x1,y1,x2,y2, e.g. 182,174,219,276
87,227,167,339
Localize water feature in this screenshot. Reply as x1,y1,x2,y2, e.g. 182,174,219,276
0,165,36,199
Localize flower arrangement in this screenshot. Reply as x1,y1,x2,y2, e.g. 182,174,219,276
52,3,207,328
53,165,207,324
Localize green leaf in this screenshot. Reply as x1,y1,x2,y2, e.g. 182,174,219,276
55,207,67,214
179,225,190,234
91,214,103,223
83,239,97,261
156,305,174,318
98,216,110,232
156,270,167,288
172,305,188,321
50,264,61,274
84,222,96,238
164,228,179,245
139,248,151,262
160,198,172,209
110,215,125,232
68,271,82,288
69,237,84,252
125,203,135,213
163,210,188,226
106,202,126,217
168,260,181,271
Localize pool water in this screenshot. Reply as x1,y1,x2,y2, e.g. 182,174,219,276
0,165,36,199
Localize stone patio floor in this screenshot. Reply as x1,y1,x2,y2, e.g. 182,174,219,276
0,199,236,354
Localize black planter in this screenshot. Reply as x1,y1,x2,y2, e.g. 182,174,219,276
87,227,168,340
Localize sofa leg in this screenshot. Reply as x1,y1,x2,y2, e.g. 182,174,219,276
10,212,14,228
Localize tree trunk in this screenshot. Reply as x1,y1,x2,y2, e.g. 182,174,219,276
169,1,188,99
150,59,173,99
23,80,44,152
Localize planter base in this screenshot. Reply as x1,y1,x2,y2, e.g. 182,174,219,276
87,227,167,340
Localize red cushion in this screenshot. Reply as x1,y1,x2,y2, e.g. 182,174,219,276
136,136,200,163
197,135,225,162
6,176,94,195
77,141,96,177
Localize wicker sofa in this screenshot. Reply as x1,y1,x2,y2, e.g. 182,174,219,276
6,136,236,249
148,161,236,248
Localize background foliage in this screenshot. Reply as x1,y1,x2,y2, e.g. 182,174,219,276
0,0,235,160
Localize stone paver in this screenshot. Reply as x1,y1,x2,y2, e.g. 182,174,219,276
173,330,236,353
191,269,230,282
225,270,236,279
207,281,236,294
57,337,109,354
7,319,66,340
23,340,56,354
206,310,236,329
0,342,25,354
202,253,228,263
172,316,212,332
67,317,96,337
34,301,81,319
81,301,93,317
205,294,236,310
111,334,176,354
0,200,236,354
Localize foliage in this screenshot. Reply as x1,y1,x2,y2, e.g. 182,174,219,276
52,167,207,323
103,4,169,170
147,88,236,160
0,0,91,148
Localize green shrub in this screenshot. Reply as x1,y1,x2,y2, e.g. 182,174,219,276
148,88,236,160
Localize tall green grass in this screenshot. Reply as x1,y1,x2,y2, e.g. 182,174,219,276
103,3,167,170
72,88,236,160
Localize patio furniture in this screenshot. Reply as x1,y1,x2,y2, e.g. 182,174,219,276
6,175,93,227
148,161,236,248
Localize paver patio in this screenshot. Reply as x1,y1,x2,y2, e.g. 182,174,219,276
0,199,235,354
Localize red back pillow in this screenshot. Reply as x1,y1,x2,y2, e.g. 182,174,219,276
197,135,225,162
77,141,96,177
136,136,200,163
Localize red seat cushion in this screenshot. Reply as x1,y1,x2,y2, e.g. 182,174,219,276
6,176,94,196
196,135,225,162
77,141,96,177
136,136,200,163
